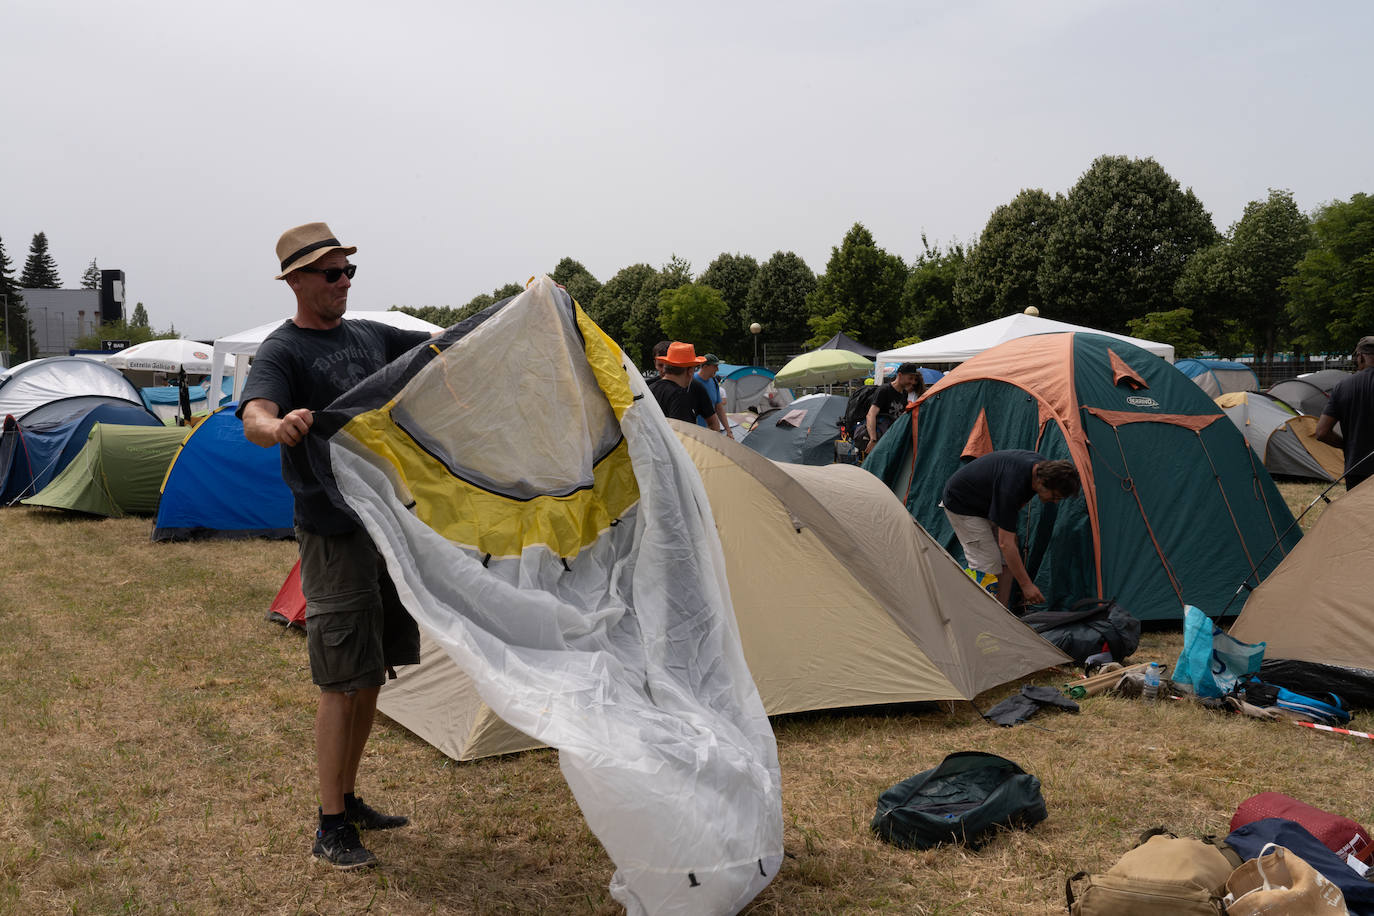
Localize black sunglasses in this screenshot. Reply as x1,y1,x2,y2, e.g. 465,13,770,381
299,264,356,283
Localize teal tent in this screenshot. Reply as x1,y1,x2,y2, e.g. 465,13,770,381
866,332,1299,621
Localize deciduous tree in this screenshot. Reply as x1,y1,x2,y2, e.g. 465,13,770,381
900,236,967,341
550,257,601,312
658,283,728,350
954,189,1061,324
743,252,816,350
21,232,62,289
1038,156,1218,332
804,223,906,348
1126,308,1203,359
1285,192,1374,354
699,253,758,361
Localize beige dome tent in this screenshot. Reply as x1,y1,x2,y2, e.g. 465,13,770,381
1230,482,1374,673
375,420,1067,761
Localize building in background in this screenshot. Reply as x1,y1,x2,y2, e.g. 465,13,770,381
20,269,125,357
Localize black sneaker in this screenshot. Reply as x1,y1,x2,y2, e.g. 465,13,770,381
346,795,409,831
312,822,377,870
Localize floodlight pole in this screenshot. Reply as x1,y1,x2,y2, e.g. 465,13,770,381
750,321,762,367
1,294,8,363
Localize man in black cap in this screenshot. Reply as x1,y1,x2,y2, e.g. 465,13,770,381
862,363,925,455
1316,335,1374,489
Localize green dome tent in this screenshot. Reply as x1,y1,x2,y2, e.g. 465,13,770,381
865,332,1300,621
23,423,187,517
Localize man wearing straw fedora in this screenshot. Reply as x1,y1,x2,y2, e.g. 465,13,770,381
241,222,436,870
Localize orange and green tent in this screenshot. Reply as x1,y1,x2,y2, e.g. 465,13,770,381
866,332,1300,621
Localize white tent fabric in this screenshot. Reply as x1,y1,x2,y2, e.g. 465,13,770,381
874,313,1175,377
319,278,780,915
105,338,235,375
207,310,442,405
0,356,143,420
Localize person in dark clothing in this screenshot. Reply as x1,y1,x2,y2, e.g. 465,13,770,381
1315,336,1374,490
240,222,437,871
863,363,924,455
941,450,1080,608
649,341,719,428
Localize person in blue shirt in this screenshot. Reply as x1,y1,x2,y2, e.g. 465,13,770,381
694,354,734,438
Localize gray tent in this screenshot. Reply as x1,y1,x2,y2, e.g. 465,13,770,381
1216,391,1343,481
1268,369,1349,416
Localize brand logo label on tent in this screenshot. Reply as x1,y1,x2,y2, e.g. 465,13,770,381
193,350,209,360
1126,395,1160,409
975,632,1002,655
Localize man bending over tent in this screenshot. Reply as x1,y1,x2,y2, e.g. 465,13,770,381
941,450,1080,609
240,222,439,870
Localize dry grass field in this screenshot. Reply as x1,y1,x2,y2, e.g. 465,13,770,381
0,480,1367,915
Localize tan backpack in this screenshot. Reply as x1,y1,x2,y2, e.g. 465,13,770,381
1066,828,1241,915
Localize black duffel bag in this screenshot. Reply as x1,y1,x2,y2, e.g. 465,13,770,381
1020,597,1141,666
871,751,1047,850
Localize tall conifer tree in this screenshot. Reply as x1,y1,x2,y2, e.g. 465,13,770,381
21,232,62,289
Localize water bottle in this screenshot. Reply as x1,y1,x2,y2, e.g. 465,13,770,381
1142,662,1161,702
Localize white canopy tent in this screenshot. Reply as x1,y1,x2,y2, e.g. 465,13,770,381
874,313,1175,379
208,310,443,404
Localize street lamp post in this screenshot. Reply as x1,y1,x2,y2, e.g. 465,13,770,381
750,322,762,367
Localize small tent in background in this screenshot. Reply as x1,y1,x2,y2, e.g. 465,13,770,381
713,363,792,414
152,404,294,540
816,332,879,359
866,332,1299,621
1175,358,1259,398
1268,369,1349,416
258,419,1066,759
740,393,847,465
23,424,186,516
1230,482,1374,707
1216,391,1343,481
139,377,233,423
0,356,143,421
0,398,164,505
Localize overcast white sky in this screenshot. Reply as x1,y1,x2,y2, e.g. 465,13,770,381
3,0,1370,341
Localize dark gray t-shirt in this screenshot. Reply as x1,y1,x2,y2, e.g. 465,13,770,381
237,319,431,534
942,449,1042,532
1323,367,1374,487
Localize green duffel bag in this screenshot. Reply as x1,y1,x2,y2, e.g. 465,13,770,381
870,751,1047,850
1065,828,1241,915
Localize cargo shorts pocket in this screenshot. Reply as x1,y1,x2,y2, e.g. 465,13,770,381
308,613,376,688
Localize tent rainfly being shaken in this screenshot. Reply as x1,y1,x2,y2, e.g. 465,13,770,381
306,277,781,915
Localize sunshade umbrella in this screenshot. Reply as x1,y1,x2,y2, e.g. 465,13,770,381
105,339,234,374
773,349,873,387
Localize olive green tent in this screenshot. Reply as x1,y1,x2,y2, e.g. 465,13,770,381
23,423,187,517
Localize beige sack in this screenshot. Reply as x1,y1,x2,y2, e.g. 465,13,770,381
1224,844,1348,915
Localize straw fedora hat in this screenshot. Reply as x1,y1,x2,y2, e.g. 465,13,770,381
274,222,357,279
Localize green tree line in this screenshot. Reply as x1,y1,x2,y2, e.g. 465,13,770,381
393,156,1371,370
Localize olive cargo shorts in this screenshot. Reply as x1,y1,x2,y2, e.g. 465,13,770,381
297,526,420,693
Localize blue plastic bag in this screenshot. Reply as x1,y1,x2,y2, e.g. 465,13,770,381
1173,605,1265,698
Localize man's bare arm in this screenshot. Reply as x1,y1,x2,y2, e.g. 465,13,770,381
241,398,313,448
1314,414,1343,449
